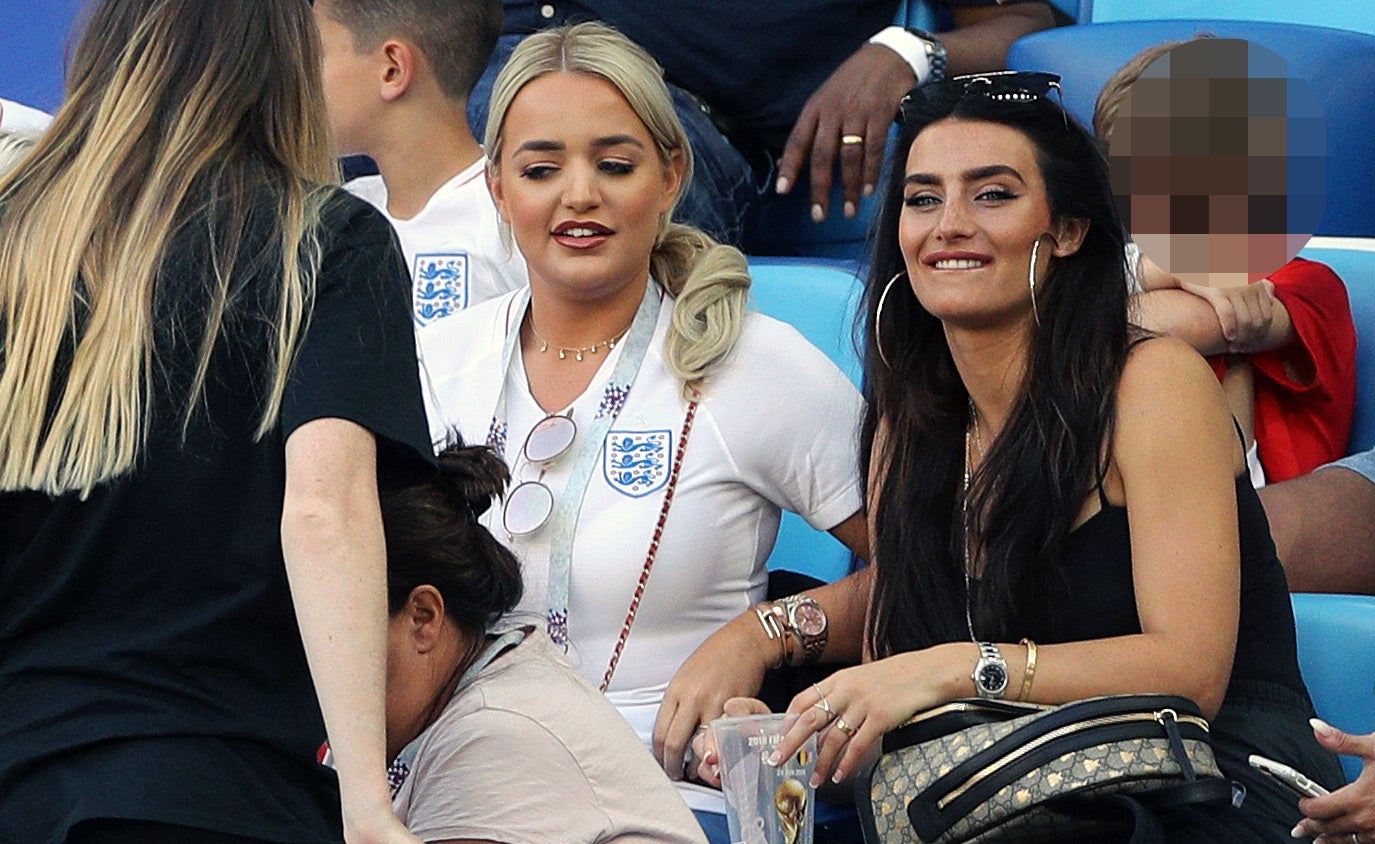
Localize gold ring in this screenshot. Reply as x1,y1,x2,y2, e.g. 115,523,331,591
834,717,857,737
841,134,864,145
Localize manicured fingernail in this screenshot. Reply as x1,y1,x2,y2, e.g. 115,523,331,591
766,751,781,766
864,183,875,197
776,176,790,194
810,774,823,788
1290,823,1304,838
811,204,825,223
844,201,857,218
1310,717,1335,736
832,770,845,784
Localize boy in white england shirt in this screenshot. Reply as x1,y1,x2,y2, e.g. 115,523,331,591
315,0,526,327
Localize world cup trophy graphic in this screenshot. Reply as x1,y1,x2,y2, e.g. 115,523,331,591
774,777,807,844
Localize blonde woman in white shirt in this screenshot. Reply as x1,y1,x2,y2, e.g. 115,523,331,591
418,22,869,821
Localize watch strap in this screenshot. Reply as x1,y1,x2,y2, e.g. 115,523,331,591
973,641,1009,699
869,25,947,85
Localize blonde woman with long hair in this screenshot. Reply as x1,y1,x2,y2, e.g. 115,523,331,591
418,22,868,828
0,2,432,842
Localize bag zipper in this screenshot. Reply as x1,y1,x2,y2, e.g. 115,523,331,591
936,708,1210,810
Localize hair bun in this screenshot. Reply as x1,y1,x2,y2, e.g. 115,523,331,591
433,434,508,521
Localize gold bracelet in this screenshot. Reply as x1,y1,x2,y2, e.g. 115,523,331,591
1017,638,1038,702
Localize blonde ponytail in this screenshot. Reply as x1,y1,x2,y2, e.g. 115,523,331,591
652,223,751,399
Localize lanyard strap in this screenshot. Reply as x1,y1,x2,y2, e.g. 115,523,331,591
488,283,662,646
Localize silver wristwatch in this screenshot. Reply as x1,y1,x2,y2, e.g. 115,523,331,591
908,28,949,85
971,642,1009,699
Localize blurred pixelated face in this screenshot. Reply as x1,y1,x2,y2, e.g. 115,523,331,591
489,72,683,303
898,118,1069,329
1107,39,1324,287
314,3,381,156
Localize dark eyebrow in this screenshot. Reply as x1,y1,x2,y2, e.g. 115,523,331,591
512,135,645,154
514,139,563,153
904,164,1027,186
591,134,644,150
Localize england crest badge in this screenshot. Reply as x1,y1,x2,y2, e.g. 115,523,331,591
603,430,672,498
413,253,470,325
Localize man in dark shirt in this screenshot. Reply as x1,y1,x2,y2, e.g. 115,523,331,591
469,0,1056,244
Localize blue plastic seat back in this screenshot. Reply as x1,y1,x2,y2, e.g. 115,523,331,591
0,0,84,114
1006,21,1375,237
1297,238,1375,454
1291,593,1375,783
748,258,866,582
1088,0,1375,37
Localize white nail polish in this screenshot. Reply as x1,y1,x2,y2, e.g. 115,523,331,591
844,201,857,218
811,204,825,223
863,184,875,197
776,176,790,194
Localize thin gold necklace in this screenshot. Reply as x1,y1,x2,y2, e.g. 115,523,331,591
962,399,985,642
527,313,632,362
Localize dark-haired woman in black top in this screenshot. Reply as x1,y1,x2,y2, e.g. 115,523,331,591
689,74,1341,839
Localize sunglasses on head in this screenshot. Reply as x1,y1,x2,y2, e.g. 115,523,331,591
902,70,1068,127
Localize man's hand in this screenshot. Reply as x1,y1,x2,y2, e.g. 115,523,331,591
775,43,914,222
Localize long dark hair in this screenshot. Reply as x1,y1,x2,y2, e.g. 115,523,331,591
381,440,522,634
862,84,1130,656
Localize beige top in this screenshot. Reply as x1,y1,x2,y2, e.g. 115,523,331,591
392,630,707,844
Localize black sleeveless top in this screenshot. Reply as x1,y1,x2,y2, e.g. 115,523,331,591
1051,474,1345,839
1053,474,1307,701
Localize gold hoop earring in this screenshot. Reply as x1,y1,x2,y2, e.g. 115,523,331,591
874,271,908,369
1028,238,1043,329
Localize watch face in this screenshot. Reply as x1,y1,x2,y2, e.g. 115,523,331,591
978,663,1008,693
793,603,827,637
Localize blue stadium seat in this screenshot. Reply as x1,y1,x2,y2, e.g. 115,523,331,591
0,0,83,114
748,258,865,582
1291,592,1375,783
1298,237,1375,454
1006,21,1375,237
1088,0,1375,37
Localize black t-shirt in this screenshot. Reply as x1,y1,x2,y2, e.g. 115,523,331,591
502,0,1043,144
0,189,433,843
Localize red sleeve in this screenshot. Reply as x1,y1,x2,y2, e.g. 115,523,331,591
1250,258,1357,482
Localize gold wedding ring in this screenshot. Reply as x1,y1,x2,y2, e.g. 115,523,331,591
834,717,857,737
841,134,865,145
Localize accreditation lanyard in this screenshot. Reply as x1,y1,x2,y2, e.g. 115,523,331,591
487,283,662,646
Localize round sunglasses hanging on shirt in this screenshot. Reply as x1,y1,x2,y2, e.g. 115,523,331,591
502,412,578,536
486,283,663,647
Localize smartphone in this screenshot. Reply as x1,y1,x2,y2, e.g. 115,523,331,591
1248,754,1330,798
